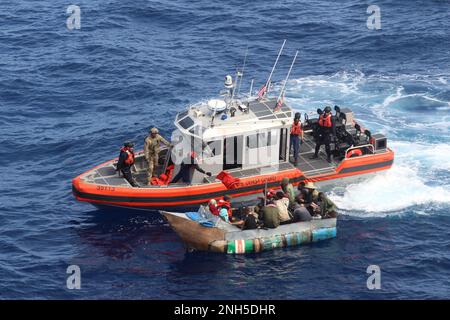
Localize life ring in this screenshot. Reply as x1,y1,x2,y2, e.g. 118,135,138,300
347,148,363,158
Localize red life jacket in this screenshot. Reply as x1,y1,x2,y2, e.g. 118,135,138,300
209,204,219,216
318,114,332,127
121,147,135,165
290,122,303,135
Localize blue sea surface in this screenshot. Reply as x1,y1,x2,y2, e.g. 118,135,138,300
0,0,449,299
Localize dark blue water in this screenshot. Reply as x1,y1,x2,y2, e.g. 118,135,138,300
1,0,449,299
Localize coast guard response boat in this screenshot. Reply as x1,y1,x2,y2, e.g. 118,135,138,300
72,42,394,211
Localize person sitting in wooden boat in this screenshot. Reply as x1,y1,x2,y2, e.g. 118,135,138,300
280,177,295,206
292,193,313,222
274,191,292,225
318,192,338,218
208,199,219,216
256,189,276,208
170,151,212,184
303,182,319,202
298,181,320,214
116,141,139,187
260,200,281,229
222,195,234,221
229,206,259,230
217,199,230,223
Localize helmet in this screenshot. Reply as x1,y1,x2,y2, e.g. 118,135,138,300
324,106,332,113
149,127,159,134
124,141,135,148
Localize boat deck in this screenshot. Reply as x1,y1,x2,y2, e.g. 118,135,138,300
81,132,339,188
292,133,339,176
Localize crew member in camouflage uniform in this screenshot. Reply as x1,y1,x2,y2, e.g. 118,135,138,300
144,127,172,184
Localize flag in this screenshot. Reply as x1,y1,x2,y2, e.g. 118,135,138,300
257,84,267,99
274,96,283,112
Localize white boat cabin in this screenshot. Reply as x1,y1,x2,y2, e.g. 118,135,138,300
170,95,294,183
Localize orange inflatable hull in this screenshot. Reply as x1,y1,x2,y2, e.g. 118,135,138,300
72,149,394,210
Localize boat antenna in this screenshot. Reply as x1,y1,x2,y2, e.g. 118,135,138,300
236,45,248,96
260,39,286,98
275,50,298,111
263,179,268,206
249,78,254,97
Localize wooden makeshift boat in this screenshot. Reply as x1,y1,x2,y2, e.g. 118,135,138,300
161,207,337,254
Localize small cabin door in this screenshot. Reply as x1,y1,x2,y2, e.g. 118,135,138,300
279,128,288,161
223,136,243,170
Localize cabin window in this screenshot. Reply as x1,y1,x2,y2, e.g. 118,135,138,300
246,132,274,149
204,140,222,157
189,125,206,135
247,134,258,149
279,128,288,161
178,116,194,129
177,110,189,120
223,136,243,170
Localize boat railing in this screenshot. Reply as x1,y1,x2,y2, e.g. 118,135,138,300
344,144,374,158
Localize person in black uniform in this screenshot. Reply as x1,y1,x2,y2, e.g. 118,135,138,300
170,151,212,184
116,141,139,187
311,106,336,163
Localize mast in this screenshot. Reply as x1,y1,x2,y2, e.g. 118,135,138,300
236,46,248,96
249,79,254,96
263,39,286,96
276,50,299,104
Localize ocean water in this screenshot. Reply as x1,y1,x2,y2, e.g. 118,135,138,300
0,0,449,299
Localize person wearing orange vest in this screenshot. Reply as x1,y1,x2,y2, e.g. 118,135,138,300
290,113,304,165
116,141,139,187
312,106,335,163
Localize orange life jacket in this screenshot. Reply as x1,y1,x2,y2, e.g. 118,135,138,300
216,171,240,189
318,114,332,127
151,164,175,186
347,148,363,158
121,147,135,165
290,122,303,135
